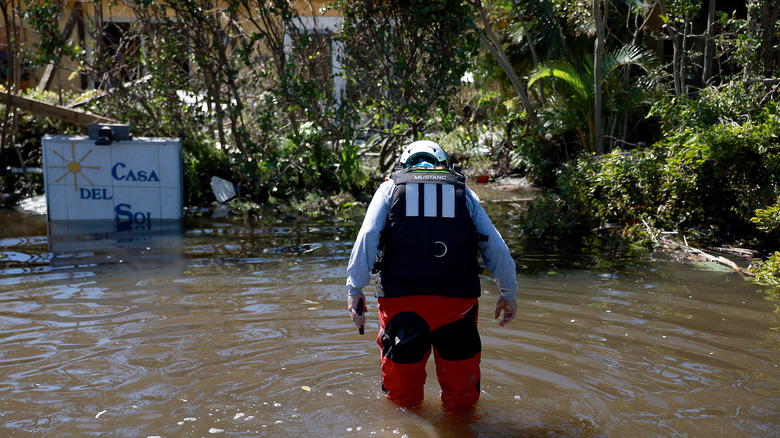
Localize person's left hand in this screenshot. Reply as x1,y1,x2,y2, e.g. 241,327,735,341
348,292,367,327
495,297,517,327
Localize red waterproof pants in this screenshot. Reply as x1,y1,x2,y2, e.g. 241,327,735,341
376,295,481,409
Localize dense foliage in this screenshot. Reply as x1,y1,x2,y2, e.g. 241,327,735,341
327,0,479,171
524,83,780,241
3,0,780,280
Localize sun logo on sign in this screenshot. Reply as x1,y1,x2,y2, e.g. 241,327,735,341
48,142,101,191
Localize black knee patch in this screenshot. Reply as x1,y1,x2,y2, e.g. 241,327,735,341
431,304,481,361
380,311,431,364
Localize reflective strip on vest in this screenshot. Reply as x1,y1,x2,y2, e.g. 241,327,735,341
424,183,436,217
406,183,419,217
442,184,455,218
405,183,456,218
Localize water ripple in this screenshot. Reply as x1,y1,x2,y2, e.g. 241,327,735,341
0,215,778,437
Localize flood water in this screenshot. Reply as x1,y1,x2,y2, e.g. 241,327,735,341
1,186,779,437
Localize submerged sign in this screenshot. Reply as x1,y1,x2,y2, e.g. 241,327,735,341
47,219,185,273
42,135,183,223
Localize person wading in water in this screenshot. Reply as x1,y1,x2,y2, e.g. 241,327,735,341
346,140,518,411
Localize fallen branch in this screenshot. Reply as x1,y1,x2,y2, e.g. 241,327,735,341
0,90,115,126
659,236,754,277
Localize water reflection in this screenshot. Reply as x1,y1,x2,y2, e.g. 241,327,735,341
0,204,778,437
48,220,185,272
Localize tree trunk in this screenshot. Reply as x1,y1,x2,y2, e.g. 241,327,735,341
92,1,107,89
1,2,11,151
468,0,538,127
669,25,682,96
759,0,780,76
680,14,689,95
594,0,606,154
658,1,683,96
702,0,716,85
1,0,20,152
510,0,545,106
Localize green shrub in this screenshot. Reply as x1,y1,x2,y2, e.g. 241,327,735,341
530,86,780,246
648,84,777,133
561,148,664,227
655,110,780,233
752,201,780,235
510,127,570,187
521,191,592,242
749,251,780,287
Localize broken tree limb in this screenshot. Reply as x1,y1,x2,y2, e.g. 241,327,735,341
0,90,115,126
659,236,755,277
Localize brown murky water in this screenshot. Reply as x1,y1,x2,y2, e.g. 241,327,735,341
1,188,779,437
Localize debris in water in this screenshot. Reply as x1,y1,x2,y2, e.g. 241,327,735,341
301,386,311,391
211,176,237,203
17,195,47,215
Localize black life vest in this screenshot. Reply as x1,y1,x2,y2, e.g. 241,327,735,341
374,167,482,298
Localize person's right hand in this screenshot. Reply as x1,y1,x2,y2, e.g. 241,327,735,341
348,292,367,327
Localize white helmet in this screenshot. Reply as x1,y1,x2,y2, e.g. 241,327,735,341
398,140,450,169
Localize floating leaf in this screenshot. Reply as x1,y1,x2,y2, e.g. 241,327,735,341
301,386,311,392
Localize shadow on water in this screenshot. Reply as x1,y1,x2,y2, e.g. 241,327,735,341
394,405,601,438
1,196,779,437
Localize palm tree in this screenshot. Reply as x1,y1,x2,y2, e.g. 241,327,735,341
528,44,656,154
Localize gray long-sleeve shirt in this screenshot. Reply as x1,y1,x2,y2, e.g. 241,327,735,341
346,179,518,300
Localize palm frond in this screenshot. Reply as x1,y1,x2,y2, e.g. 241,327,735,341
601,44,655,79
529,62,590,99
539,95,583,134
527,0,574,61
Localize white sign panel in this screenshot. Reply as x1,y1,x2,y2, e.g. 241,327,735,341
42,135,183,222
